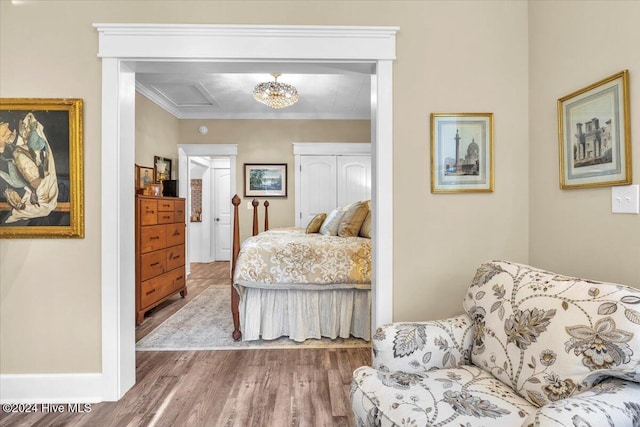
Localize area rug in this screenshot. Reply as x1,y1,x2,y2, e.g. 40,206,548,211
136,285,371,351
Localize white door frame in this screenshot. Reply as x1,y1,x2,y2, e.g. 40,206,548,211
179,144,237,274
96,23,397,401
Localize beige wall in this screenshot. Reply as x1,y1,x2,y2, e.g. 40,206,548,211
135,93,181,175
177,119,370,243
1,0,531,374
528,1,640,286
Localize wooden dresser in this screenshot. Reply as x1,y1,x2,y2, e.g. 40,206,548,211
135,195,187,325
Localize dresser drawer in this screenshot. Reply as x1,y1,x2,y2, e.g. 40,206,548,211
139,199,158,226
157,199,175,212
174,200,186,223
167,267,186,291
140,250,166,281
166,223,185,247
140,272,175,309
166,244,185,271
140,225,166,253
157,211,175,224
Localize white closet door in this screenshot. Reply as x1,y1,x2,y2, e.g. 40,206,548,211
337,155,371,206
300,156,337,227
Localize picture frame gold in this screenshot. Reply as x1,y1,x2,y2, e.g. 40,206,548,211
430,113,494,193
135,164,154,189
0,98,84,238
558,70,631,189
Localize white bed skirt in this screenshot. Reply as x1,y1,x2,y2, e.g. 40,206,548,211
238,287,371,342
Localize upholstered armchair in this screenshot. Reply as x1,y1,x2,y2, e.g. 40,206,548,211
351,260,640,426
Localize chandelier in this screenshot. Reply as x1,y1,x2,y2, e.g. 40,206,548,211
253,73,299,109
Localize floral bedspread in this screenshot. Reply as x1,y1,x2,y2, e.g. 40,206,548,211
233,229,371,290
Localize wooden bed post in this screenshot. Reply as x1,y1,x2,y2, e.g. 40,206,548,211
263,200,269,231
231,194,242,341
252,198,259,236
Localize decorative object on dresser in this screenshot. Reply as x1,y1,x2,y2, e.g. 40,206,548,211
153,156,172,183
135,195,187,325
135,164,154,189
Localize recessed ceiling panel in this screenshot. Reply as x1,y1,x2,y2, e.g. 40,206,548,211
152,83,213,107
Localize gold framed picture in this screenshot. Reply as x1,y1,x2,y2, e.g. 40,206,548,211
0,98,84,238
558,70,631,189
135,164,154,189
430,113,494,193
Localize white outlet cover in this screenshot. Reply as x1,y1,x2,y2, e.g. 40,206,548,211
612,184,639,214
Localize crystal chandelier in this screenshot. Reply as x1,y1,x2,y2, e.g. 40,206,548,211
253,73,299,109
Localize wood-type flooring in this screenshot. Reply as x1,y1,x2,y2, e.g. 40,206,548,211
0,262,372,427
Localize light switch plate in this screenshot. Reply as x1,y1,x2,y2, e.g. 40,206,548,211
612,184,639,214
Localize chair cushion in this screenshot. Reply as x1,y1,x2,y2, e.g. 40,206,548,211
462,260,640,407
351,365,536,426
305,213,326,233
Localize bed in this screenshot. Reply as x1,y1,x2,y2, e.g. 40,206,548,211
230,196,371,342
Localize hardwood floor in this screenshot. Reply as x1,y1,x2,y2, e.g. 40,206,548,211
0,348,371,427
1,262,372,426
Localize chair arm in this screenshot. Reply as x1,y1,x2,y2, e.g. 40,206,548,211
371,313,474,374
522,378,640,427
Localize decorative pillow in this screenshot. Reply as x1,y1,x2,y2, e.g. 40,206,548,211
305,213,326,234
359,211,371,238
462,260,640,408
359,200,371,238
319,208,346,236
338,201,369,237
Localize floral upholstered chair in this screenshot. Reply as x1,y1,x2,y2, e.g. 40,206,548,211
351,260,640,426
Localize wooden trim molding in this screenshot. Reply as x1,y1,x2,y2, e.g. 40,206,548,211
0,374,102,404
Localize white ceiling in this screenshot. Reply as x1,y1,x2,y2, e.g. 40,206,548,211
134,61,374,120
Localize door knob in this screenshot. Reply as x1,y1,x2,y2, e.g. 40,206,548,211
215,218,220,222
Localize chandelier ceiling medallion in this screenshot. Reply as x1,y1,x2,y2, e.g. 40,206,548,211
253,73,299,109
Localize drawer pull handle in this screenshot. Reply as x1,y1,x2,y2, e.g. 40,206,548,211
146,289,156,296
163,215,170,219
173,230,180,236
176,276,184,280
146,209,155,213
150,262,160,267
150,236,160,240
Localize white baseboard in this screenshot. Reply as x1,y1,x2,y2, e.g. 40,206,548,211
0,373,102,403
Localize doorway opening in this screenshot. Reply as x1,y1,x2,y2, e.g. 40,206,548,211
97,23,397,400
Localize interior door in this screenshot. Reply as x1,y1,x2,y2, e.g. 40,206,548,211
213,168,231,261
337,155,371,206
299,156,337,227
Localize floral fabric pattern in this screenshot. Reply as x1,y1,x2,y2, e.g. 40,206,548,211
352,365,536,426
371,315,474,374
462,260,640,407
233,228,371,289
351,261,640,426
523,378,640,427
